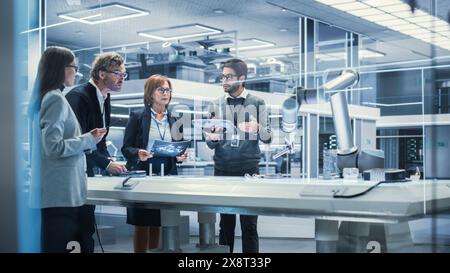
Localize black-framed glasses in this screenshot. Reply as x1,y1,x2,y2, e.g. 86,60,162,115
67,65,79,72
106,70,128,79
156,87,172,94
219,73,237,81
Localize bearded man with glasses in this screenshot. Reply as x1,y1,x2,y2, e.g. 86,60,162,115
65,52,128,252
206,59,273,253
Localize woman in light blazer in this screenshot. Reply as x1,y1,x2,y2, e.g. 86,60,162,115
28,47,106,253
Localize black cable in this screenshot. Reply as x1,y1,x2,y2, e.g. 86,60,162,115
93,176,135,253
333,181,385,199
94,218,105,253
332,180,410,199
122,176,132,187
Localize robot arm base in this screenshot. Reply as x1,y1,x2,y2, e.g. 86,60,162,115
337,149,385,173
358,149,384,171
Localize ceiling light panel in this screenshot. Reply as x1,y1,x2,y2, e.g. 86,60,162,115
362,0,402,7
138,24,222,41
389,24,421,32
231,39,276,51
360,49,385,58
377,3,411,13
316,49,384,61
316,0,450,51
433,21,450,28
377,19,411,27
349,8,384,17
403,28,430,35
318,0,355,4
333,2,370,11
58,3,149,25
363,13,398,22
406,16,435,23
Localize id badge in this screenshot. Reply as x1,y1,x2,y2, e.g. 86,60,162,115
230,134,240,148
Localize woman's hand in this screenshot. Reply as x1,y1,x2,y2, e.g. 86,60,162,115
138,149,153,161
176,151,188,162
90,128,107,144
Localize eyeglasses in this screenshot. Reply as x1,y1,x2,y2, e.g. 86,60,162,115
106,70,128,79
156,87,172,94
67,65,79,72
219,73,237,82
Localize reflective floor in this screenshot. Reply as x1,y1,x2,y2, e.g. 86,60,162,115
95,235,450,253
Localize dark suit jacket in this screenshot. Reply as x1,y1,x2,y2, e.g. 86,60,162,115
65,82,111,177
121,105,184,175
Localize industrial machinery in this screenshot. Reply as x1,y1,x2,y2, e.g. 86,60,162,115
326,70,384,173
275,69,385,175
273,88,320,159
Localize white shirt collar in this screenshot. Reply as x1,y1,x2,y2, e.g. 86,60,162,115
225,88,248,100
150,107,168,115
150,107,168,122
89,78,107,114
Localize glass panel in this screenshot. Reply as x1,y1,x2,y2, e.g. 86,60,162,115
17,0,449,254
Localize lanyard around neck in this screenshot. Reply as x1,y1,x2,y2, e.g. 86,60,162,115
151,112,167,140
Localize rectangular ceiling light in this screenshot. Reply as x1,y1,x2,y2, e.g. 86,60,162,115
407,16,435,24
377,4,411,13
231,38,276,51
318,0,355,4
403,28,431,36
361,0,401,7
350,8,384,17
363,102,422,107
363,13,398,22
22,14,101,34
394,10,428,20
138,24,222,41
317,49,385,61
360,48,386,58
316,0,450,51
376,18,410,27
236,46,296,58
334,2,370,11
433,21,450,28
432,36,450,43
58,3,149,25
416,21,441,30
389,24,422,32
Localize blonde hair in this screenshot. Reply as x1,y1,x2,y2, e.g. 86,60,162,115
90,52,124,81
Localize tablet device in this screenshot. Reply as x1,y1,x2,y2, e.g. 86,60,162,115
150,140,190,157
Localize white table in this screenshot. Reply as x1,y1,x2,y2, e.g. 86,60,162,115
88,176,450,252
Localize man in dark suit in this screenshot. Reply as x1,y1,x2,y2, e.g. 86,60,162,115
65,52,127,252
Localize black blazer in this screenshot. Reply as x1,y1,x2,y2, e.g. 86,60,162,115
66,82,111,177
121,105,184,175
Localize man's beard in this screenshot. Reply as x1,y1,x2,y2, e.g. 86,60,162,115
105,79,122,92
224,83,240,95
109,85,122,92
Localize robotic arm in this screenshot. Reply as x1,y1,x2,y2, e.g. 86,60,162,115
275,69,384,174
273,88,320,159
326,70,384,173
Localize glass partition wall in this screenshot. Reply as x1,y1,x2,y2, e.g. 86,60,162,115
15,0,450,253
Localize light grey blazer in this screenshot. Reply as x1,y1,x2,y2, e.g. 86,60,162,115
29,90,97,209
